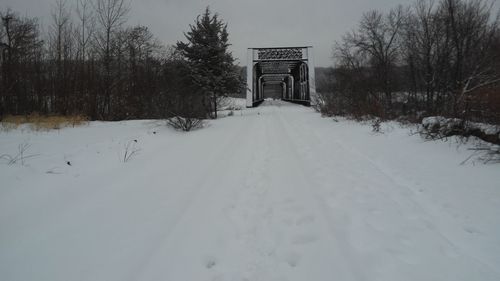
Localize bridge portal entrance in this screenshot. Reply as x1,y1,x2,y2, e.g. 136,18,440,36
246,47,316,107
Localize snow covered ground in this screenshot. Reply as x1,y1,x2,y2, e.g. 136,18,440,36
1,100,499,281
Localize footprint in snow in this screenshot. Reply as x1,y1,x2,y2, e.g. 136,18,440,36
284,252,302,268
203,255,217,269
464,226,482,235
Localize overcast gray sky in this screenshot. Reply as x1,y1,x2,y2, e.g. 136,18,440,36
2,0,497,66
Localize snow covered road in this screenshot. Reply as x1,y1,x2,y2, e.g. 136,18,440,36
1,100,500,281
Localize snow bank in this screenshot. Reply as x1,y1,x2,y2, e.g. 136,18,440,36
1,102,499,281
422,116,500,144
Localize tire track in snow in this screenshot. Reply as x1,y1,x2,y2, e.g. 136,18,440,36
220,106,287,280
132,116,261,281
270,104,368,281
277,105,500,280
227,102,341,281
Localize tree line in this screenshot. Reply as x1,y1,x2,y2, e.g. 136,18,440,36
0,0,241,123
318,0,500,125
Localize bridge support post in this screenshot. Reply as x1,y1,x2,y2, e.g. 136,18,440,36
307,47,316,106
246,49,254,108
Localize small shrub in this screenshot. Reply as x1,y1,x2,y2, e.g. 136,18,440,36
372,119,382,133
167,116,203,132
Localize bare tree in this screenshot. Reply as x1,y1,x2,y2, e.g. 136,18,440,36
442,0,500,114
74,0,96,117
353,7,405,109
93,0,130,119
48,0,75,114
0,10,43,115
403,0,447,113
325,0,500,127
76,0,95,61
0,4,210,122
329,39,376,117
49,0,72,64
328,7,406,117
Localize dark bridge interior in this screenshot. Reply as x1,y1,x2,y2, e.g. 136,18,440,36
247,47,315,107
253,60,310,106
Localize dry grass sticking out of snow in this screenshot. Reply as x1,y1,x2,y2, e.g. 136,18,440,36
1,113,89,132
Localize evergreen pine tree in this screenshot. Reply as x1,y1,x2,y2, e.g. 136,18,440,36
176,7,241,119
